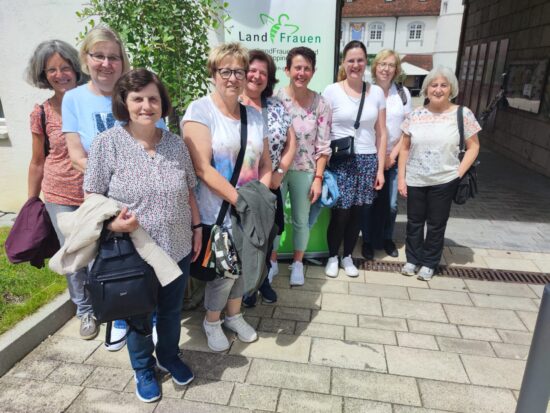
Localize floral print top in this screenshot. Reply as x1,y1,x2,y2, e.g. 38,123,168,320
401,105,481,187
276,88,332,172
263,97,292,170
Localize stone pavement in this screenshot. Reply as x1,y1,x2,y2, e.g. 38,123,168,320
1,251,549,413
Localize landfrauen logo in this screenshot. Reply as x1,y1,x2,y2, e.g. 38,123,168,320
238,12,321,44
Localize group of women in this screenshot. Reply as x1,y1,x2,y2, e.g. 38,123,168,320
25,23,480,403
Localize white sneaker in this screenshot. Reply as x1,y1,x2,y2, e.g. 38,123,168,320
224,313,258,343
290,261,305,286
267,260,279,283
105,319,128,351
401,262,417,276
325,256,339,278
203,318,230,352
341,255,359,277
417,266,435,281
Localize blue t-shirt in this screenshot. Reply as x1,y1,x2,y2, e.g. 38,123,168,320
62,83,166,152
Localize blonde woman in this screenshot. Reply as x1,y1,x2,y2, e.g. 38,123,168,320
362,49,412,259
63,24,131,351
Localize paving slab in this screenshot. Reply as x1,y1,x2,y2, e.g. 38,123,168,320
272,306,311,322
345,326,397,345
322,293,382,316
483,256,541,272
348,282,409,299
46,362,96,386
180,350,250,383
276,289,322,309
7,358,61,380
30,335,101,364
444,304,526,330
436,337,495,356
274,275,349,294
84,341,133,369
358,315,408,331
230,332,311,363
516,310,538,331
364,271,429,288
418,379,517,413
229,383,279,411
397,332,438,350
278,389,342,413
343,398,392,413
469,293,539,311
393,407,451,413
497,329,533,345
491,342,530,360
463,280,536,298
155,398,244,412
331,368,421,406
259,317,296,335
310,338,386,372
458,325,501,342
427,277,468,292
382,298,448,323
246,358,331,393
407,320,460,338
183,378,234,405
408,288,473,306
461,354,526,389
82,366,133,391
295,321,345,339
0,376,82,413
311,310,358,326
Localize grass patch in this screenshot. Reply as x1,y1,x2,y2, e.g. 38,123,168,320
0,226,67,335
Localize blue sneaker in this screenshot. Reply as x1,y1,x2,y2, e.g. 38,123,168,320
242,292,257,308
258,278,277,303
157,357,194,386
134,368,161,403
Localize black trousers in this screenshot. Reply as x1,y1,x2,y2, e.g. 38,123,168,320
327,205,363,257
405,178,459,269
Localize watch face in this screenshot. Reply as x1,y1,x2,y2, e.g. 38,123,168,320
277,168,284,174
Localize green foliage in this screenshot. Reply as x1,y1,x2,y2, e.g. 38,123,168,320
77,0,229,122
0,227,67,335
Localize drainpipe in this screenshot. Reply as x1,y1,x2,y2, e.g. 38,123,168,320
455,0,469,79
393,15,399,51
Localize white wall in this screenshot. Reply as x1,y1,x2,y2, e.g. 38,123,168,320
0,0,86,211
433,0,464,71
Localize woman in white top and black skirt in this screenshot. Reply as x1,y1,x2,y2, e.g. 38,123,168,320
322,41,387,278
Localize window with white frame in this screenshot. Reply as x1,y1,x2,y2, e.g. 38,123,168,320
408,22,424,40
369,23,384,41
350,23,365,41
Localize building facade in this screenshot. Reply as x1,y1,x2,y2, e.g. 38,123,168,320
456,0,550,178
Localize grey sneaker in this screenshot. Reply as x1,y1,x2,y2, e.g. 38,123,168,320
80,313,99,340
417,266,435,281
401,263,417,276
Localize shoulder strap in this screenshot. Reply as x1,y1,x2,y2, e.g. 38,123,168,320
260,96,269,126
396,83,407,105
354,81,367,130
39,104,50,157
215,103,248,226
457,105,465,153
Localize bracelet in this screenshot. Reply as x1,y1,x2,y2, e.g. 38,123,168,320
192,223,202,230
314,175,323,181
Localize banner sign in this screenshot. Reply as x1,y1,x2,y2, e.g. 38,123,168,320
225,0,339,92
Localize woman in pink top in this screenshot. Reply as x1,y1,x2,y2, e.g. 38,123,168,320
25,40,94,338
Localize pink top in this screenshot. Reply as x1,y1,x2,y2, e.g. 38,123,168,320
30,100,84,205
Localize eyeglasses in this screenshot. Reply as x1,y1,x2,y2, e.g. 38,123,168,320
88,52,122,64
216,68,246,80
45,66,74,75
378,62,396,69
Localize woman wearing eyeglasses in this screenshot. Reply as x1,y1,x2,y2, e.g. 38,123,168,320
63,24,132,351
182,43,272,352
361,49,412,260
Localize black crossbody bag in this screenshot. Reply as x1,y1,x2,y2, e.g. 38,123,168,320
190,104,248,281
330,81,367,163
453,106,480,205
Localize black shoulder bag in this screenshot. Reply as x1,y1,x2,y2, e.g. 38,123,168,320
330,81,367,163
190,104,248,281
453,106,479,205
39,104,51,157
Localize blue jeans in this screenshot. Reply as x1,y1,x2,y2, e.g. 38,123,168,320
127,253,191,373
361,165,399,247
45,202,92,317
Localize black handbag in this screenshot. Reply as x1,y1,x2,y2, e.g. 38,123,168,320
190,104,247,281
454,106,479,205
330,81,367,163
86,230,159,325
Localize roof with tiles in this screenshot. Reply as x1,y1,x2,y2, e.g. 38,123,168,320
342,0,442,17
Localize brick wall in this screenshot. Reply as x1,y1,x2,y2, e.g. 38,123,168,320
343,0,441,17
459,0,550,177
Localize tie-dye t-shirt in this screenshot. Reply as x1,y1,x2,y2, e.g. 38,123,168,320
182,95,266,226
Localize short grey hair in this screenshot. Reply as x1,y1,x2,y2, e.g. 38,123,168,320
25,39,85,89
420,66,459,99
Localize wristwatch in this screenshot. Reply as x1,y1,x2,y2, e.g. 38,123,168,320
276,167,284,174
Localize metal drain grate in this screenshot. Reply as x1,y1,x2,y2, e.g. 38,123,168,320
356,259,550,285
